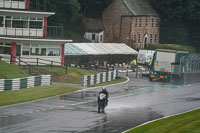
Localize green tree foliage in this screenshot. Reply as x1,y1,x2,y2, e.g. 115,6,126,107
150,0,200,52
78,0,113,18
30,0,80,26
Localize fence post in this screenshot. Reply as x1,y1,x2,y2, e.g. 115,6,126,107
65,65,68,74
29,65,31,74
0,56,2,61
51,61,53,69
37,58,39,67
19,56,21,66
112,65,114,71
10,55,12,64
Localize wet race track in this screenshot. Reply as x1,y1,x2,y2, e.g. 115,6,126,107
0,72,200,133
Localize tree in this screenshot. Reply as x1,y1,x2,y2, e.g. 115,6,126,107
150,0,200,52
78,0,113,18
30,0,80,26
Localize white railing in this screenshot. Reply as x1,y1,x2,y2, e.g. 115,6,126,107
0,0,26,9
2,27,43,37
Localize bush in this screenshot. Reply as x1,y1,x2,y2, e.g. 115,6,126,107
145,43,196,53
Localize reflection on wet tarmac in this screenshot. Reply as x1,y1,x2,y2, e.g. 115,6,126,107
81,107,163,133
0,115,33,127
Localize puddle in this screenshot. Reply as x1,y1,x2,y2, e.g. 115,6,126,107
0,115,33,127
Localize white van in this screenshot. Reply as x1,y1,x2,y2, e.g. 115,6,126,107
137,50,155,65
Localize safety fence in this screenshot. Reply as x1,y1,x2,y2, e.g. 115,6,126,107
0,75,51,91
82,70,118,87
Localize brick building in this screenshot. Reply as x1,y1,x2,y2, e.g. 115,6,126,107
102,0,160,49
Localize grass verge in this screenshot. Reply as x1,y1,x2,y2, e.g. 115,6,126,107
126,109,200,133
0,61,29,79
32,66,97,84
0,86,79,106
89,77,127,87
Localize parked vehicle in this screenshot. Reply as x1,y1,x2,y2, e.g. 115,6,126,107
137,50,155,65
97,93,107,113
149,49,188,81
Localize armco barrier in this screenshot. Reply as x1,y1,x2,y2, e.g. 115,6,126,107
82,70,118,87
0,75,51,91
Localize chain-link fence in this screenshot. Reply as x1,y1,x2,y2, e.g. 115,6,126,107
179,54,200,73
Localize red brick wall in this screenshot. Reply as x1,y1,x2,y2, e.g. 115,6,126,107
131,16,160,48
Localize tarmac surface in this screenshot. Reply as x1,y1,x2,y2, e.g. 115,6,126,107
0,72,200,133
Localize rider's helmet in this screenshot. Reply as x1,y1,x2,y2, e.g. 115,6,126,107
102,86,106,91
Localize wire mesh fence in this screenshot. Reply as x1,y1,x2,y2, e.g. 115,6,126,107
179,54,200,73
171,53,200,84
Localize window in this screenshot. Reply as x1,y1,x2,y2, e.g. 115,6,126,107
29,21,43,29
139,18,142,27
145,17,149,28
13,20,28,28
156,18,159,27
5,20,12,27
40,48,46,56
138,34,141,44
22,44,61,56
152,18,154,27
47,48,60,56
150,34,153,43
22,47,30,55
100,35,103,42
92,34,95,40
135,18,138,27
0,43,11,55
133,34,136,40
154,34,157,43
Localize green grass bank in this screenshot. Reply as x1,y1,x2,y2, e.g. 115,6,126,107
0,86,79,106
126,109,200,133
0,61,30,79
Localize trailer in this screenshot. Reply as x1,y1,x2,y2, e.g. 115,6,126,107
149,49,188,81
137,50,155,65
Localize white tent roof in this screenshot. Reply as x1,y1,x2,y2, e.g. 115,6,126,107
65,43,138,55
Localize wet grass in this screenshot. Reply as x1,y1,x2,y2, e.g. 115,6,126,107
89,77,127,87
126,109,200,133
33,66,97,84
0,61,29,79
0,86,79,106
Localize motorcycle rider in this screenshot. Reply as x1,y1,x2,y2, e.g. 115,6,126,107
98,87,109,106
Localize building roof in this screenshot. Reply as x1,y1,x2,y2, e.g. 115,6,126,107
0,36,72,44
0,9,55,17
65,43,138,55
123,0,158,16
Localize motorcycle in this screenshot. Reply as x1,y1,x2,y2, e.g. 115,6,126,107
97,93,107,113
